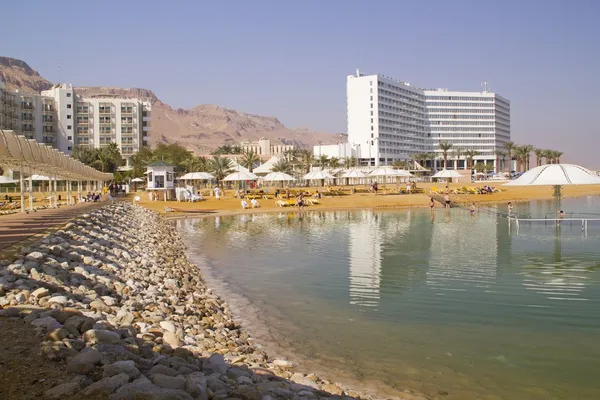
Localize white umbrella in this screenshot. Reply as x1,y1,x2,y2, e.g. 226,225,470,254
369,167,413,177
131,177,145,183
303,170,335,180
341,170,367,178
504,164,600,210
0,176,18,184
253,156,281,174
431,169,462,179
177,172,215,180
222,171,259,181
30,174,51,181
262,172,296,182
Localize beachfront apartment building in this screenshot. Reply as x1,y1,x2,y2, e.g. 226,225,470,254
347,70,511,170
240,138,295,159
0,81,151,165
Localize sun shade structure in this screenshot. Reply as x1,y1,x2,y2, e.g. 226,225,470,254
504,164,600,211
222,171,259,181
262,172,296,182
303,170,335,180
177,172,215,181
341,169,367,178
369,167,413,177
432,169,462,179
0,130,113,212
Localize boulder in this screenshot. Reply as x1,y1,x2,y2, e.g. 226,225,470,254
83,329,121,344
83,373,130,396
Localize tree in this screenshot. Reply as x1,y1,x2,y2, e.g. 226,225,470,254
318,155,329,168
482,162,494,174
534,148,544,167
424,152,436,169
521,144,535,170
271,159,294,174
392,160,407,169
208,155,234,185
295,149,313,173
512,146,527,172
504,141,515,172
329,157,340,168
464,149,479,169
438,141,453,169
495,150,506,173
344,156,356,167
72,146,99,166
555,151,563,164
451,148,463,170
240,150,259,172
183,156,208,173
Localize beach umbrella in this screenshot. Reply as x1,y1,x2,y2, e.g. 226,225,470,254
177,172,215,181
504,164,600,211
369,167,413,177
341,169,367,178
222,171,259,181
262,172,296,182
131,177,145,183
303,170,335,180
431,169,462,179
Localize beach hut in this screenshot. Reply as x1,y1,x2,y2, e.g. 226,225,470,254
145,161,175,201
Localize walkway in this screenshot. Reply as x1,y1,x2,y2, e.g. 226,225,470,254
0,201,105,253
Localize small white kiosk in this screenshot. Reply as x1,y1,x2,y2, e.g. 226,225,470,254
145,161,175,201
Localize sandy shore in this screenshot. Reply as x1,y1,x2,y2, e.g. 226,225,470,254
137,183,600,218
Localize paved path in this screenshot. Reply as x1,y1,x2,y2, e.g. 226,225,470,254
0,201,105,253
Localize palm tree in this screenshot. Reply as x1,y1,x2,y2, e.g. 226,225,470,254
183,156,208,173
554,151,563,164
271,159,294,174
424,152,436,169
504,141,515,172
451,148,462,170
438,141,453,169
495,150,506,173
329,157,340,168
295,149,313,173
318,155,329,168
464,149,479,169
208,155,234,185
521,145,535,170
241,150,259,172
392,160,407,169
542,149,552,165
534,148,544,167
344,156,356,167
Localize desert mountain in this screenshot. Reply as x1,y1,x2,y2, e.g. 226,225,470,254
0,56,337,152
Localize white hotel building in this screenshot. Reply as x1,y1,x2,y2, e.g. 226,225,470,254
347,70,510,169
0,81,151,165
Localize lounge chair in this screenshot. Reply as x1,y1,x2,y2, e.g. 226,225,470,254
276,200,289,207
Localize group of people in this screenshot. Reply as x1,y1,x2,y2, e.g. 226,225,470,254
83,192,102,202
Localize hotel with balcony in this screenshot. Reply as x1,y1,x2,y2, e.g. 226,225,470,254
1,81,151,165
347,70,510,170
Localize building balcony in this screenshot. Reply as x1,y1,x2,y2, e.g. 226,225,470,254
21,104,34,110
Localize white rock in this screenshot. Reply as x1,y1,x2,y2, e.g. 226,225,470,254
47,295,68,305
31,287,50,298
159,321,176,333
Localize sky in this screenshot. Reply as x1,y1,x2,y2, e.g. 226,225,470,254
2,0,599,167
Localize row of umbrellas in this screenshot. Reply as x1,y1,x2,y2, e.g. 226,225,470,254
172,167,415,183
0,130,112,181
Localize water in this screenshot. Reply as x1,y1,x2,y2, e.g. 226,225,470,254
177,197,600,400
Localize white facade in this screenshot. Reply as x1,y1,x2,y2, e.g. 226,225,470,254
240,138,294,158
1,81,151,163
347,70,511,168
313,143,355,160
146,162,175,190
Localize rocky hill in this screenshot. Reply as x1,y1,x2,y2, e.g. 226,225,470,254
0,57,336,152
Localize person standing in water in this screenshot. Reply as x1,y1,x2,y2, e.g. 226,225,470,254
444,193,451,209
507,202,513,216
470,202,476,215
429,198,435,211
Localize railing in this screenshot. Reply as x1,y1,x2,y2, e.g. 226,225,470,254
508,216,600,233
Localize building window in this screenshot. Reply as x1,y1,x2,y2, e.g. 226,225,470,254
370,81,372,86
67,115,72,119
67,125,72,130
68,146,72,151
66,93,71,97
67,104,72,109
371,126,373,131
67,136,72,140
370,104,373,109
370,111,373,116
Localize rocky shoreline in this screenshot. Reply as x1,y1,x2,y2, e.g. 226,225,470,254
0,204,421,400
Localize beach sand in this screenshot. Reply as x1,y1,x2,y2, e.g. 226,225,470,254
137,182,600,216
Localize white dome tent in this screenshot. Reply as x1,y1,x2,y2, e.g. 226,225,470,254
0,130,112,213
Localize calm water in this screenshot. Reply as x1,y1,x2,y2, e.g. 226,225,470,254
177,197,600,400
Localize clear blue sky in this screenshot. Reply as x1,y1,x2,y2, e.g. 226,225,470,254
2,0,599,166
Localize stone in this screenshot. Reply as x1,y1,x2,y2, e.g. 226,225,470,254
31,287,50,299
103,360,141,380
115,309,135,326
237,376,253,385
321,383,344,395
83,372,130,396
44,381,80,399
159,320,177,333
83,256,95,265
152,373,187,390
64,315,95,333
45,328,69,341
110,377,194,400
15,292,27,303
185,372,208,399
163,331,182,348
101,295,118,306
66,349,103,375
27,251,45,260
47,295,68,305
203,353,228,375
90,298,112,313
231,386,261,400
31,316,62,331
41,341,78,361
149,364,180,377
84,329,121,344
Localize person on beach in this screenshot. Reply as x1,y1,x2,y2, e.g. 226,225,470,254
444,193,451,209
214,186,221,200
470,202,476,215
508,202,513,216
296,194,305,208
429,198,435,211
